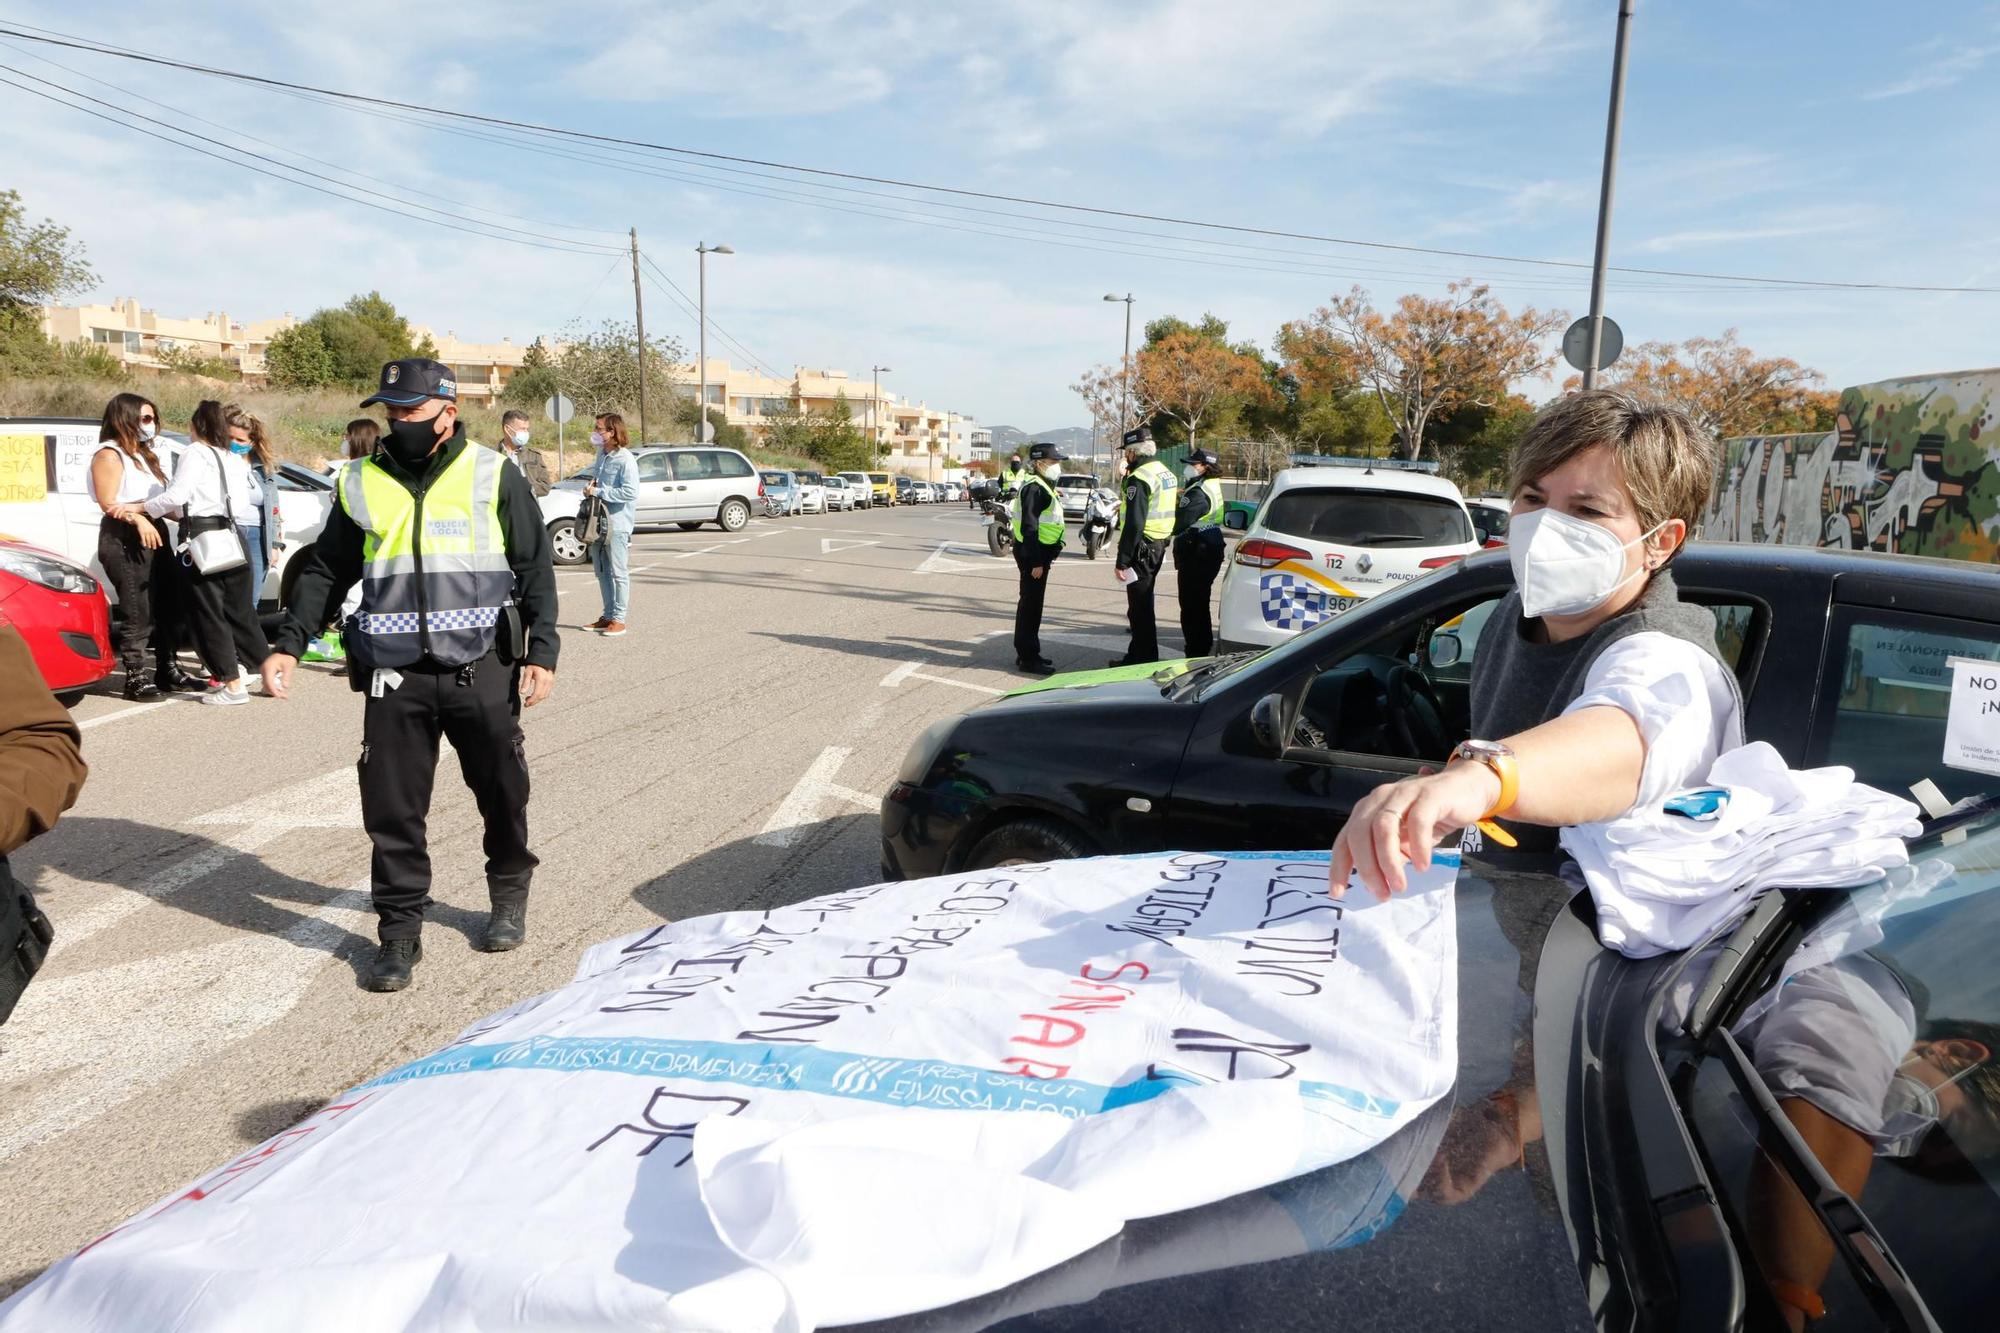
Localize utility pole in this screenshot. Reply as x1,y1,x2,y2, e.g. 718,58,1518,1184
1582,1,1635,390
630,227,648,444
871,364,892,469
695,243,734,442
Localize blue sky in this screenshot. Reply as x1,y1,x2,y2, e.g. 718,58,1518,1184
4,0,1998,432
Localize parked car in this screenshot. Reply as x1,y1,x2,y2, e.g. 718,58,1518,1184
1055,472,1100,522
760,470,800,516
878,544,2000,1330
893,476,918,505
0,537,113,704
821,476,859,511
539,446,764,562
942,481,964,502
836,471,875,509
1215,461,1480,652
794,470,827,515
0,417,321,609
1467,497,1512,547
867,472,898,506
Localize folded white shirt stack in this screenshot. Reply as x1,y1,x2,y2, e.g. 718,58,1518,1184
1560,741,1925,958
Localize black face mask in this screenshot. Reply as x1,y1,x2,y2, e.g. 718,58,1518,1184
382,415,445,469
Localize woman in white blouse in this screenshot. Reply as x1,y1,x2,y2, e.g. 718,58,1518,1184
116,400,270,706
89,393,194,699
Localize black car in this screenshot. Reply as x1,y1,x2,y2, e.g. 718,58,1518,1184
872,545,2000,1330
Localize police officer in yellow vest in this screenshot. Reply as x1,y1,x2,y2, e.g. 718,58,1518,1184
1011,441,1067,676
262,359,559,993
1172,447,1226,657
1000,455,1029,496
1110,425,1178,666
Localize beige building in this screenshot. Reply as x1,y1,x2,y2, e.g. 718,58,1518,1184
38,299,532,399
698,358,974,474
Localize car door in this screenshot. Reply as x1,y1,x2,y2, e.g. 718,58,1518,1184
671,451,720,521
633,451,674,524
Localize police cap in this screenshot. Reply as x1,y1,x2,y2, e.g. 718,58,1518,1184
1188,448,1220,468
362,358,459,408
1027,441,1067,463
1121,425,1154,448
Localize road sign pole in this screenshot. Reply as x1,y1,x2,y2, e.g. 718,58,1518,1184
1583,0,1635,390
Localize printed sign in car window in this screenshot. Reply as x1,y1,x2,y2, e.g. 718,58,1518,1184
0,434,47,503
50,427,102,495
1945,656,2000,776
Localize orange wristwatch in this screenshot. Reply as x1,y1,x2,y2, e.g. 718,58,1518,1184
1451,740,1519,848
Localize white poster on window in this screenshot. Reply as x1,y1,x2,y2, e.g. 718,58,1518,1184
1944,656,2000,776
0,851,1459,1333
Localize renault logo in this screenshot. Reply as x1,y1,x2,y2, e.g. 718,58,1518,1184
1356,554,1374,574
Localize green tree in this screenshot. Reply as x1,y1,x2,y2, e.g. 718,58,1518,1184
263,321,340,388
805,391,872,472
157,342,241,379
262,291,437,390
502,336,560,406
669,394,748,449
0,188,97,375
553,318,684,420
1292,390,1395,456
757,399,818,456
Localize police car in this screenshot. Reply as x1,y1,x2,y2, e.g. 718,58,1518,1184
1215,458,1480,651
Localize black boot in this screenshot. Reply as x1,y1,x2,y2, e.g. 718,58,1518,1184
156,666,203,692
123,676,162,700
1015,658,1055,676
363,938,422,992
482,901,527,952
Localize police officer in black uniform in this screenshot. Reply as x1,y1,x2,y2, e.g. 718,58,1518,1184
1110,425,1178,667
262,359,560,993
1172,447,1227,657
1011,441,1067,675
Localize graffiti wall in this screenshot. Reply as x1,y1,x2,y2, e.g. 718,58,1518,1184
1705,369,2000,563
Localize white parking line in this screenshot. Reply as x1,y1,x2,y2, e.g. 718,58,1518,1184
914,541,994,576
880,660,1005,696
753,746,878,847
73,694,198,730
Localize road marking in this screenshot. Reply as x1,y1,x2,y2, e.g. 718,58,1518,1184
880,660,1005,697
74,694,198,730
914,541,993,576
821,538,879,555
753,746,878,847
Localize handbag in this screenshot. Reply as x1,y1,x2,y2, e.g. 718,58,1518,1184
1,859,55,1027
578,494,608,547
179,446,248,575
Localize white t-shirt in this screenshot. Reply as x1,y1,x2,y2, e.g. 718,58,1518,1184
1562,632,1744,813
144,443,258,523
95,445,165,506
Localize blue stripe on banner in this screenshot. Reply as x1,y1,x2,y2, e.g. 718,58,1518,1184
352,1035,1401,1123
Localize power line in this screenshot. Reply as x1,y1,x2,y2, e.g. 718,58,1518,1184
1,21,1992,296
637,255,786,383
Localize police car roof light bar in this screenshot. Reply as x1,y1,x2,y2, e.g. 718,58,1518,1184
1289,454,1442,475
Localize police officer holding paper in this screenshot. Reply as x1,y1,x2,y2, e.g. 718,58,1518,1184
1110,425,1178,667
1172,447,1226,657
261,358,560,994
1011,441,1067,676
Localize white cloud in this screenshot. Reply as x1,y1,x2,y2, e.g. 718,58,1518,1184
1631,220,1865,254
1861,42,2000,100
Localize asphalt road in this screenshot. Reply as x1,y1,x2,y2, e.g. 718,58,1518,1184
0,501,1195,1295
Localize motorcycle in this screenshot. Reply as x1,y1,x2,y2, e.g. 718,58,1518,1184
1081,486,1120,560
982,491,1015,558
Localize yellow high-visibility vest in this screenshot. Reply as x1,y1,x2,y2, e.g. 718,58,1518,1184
1131,458,1178,539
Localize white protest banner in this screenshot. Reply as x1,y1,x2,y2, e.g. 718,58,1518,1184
1944,656,2000,777
1,851,1458,1333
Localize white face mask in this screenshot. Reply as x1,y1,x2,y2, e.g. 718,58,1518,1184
590,431,605,448
1507,506,1665,619
138,422,157,441
510,431,530,448
1877,1052,1986,1157
1039,460,1061,478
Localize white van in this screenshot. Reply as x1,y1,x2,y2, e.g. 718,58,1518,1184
0,417,330,609
539,445,765,563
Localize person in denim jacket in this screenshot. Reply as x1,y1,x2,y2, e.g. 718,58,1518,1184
584,412,639,637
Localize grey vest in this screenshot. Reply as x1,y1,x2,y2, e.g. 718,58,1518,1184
1469,573,1738,850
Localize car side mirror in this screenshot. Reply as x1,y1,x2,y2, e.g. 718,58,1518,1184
1224,509,1248,531
1430,633,1463,669
1249,693,1287,755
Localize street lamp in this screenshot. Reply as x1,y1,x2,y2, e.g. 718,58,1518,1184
1103,292,1134,475
871,364,892,468
696,243,733,441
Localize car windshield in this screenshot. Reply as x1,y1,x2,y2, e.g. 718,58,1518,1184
797,473,822,485
869,474,888,483
1264,487,1474,548
1057,475,1096,490
760,472,788,486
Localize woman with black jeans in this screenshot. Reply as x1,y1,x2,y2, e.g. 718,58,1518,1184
119,400,268,707
90,393,195,699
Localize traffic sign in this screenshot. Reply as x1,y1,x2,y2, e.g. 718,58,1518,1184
544,393,575,425
1562,316,1623,373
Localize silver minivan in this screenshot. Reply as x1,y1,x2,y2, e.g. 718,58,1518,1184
543,445,764,563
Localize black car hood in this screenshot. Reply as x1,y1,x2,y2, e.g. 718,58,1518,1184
848,864,1592,1332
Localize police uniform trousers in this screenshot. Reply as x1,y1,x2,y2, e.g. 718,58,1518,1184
1123,538,1167,662
1013,541,1057,661
359,651,536,941
1174,528,1226,658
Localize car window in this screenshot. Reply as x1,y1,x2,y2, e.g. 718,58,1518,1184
1263,487,1474,548
670,454,712,481
708,451,753,478
797,472,822,485
1470,506,1509,542
760,471,787,486
1816,612,2000,805
636,453,671,483
1685,812,2000,1333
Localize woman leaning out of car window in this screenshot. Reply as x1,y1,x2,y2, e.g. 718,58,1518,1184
1330,389,1738,898
90,393,193,699
115,400,270,707
237,412,279,618
583,412,638,638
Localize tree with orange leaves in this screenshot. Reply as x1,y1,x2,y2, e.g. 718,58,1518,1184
1280,281,1564,460
1132,330,1271,451
1571,329,1837,438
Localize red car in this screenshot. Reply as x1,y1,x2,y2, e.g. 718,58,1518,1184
0,537,113,703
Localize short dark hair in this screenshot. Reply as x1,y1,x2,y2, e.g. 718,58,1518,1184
1509,390,1716,534
501,409,529,430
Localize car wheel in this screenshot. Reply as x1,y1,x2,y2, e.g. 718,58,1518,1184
964,817,1097,870
548,519,588,565
719,499,751,532
676,521,702,531
55,688,86,709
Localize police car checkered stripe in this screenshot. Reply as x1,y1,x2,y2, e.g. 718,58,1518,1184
357,607,504,635
1259,573,1332,631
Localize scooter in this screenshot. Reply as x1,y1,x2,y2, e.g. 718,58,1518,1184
1081,486,1119,560
982,493,1015,558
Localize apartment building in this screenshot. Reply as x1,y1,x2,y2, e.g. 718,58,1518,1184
38,299,531,399
704,358,974,473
